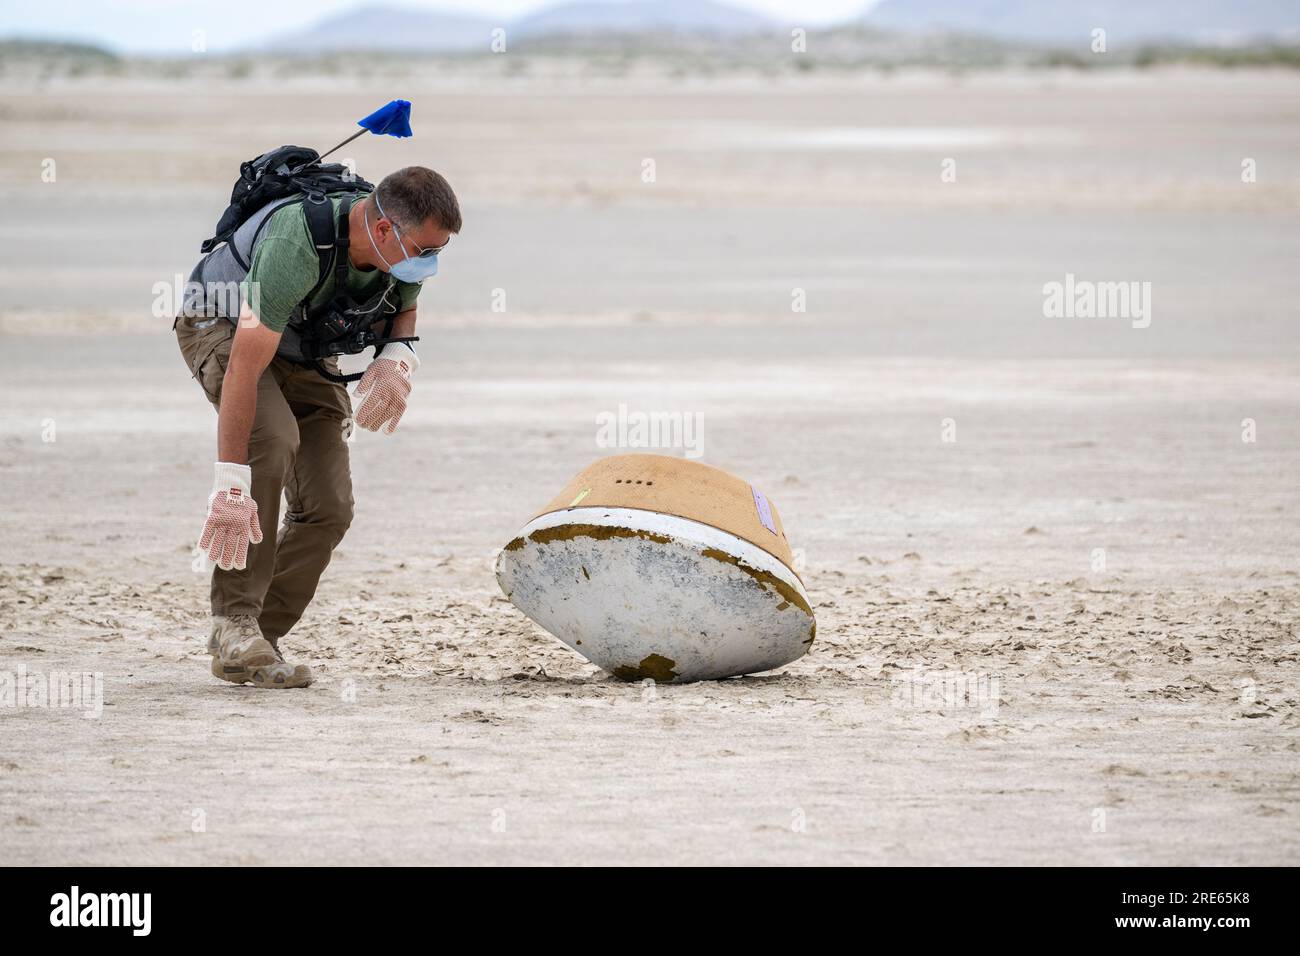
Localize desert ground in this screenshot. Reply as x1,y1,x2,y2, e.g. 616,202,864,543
0,66,1298,864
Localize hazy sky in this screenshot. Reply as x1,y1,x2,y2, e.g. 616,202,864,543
1,0,880,53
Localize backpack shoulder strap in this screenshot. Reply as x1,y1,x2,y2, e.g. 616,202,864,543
297,192,361,314
301,195,338,298
332,195,352,291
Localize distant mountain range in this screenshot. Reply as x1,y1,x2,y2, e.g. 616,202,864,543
865,0,1300,43
263,1,770,53
260,0,1300,53
262,5,495,53
513,0,769,38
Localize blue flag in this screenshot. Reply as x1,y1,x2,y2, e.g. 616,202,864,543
358,99,413,138
317,99,414,161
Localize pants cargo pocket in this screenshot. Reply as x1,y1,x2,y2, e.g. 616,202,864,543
178,321,235,408
196,339,231,407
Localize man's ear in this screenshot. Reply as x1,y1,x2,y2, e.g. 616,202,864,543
368,198,390,236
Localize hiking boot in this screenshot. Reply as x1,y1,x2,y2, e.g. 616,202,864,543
209,614,277,665
210,653,313,689
208,617,313,689
242,656,314,689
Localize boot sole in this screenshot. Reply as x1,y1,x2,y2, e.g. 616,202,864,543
210,656,313,689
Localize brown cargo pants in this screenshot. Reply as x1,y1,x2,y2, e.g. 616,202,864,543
176,315,354,641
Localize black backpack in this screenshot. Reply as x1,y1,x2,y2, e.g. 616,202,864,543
200,145,372,259
199,145,415,383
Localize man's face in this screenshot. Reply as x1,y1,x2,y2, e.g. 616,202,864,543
371,209,452,271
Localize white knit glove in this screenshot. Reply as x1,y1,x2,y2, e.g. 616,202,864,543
199,462,262,571
355,343,418,435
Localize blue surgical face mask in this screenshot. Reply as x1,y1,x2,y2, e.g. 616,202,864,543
366,195,440,283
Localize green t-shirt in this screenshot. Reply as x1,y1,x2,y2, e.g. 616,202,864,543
246,194,421,333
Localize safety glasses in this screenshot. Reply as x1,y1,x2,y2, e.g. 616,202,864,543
392,219,447,260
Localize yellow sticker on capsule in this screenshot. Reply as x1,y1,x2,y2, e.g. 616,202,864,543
568,488,591,507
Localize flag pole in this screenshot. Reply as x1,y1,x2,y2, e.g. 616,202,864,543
317,128,367,162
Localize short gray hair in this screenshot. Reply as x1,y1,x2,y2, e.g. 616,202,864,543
374,166,462,234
